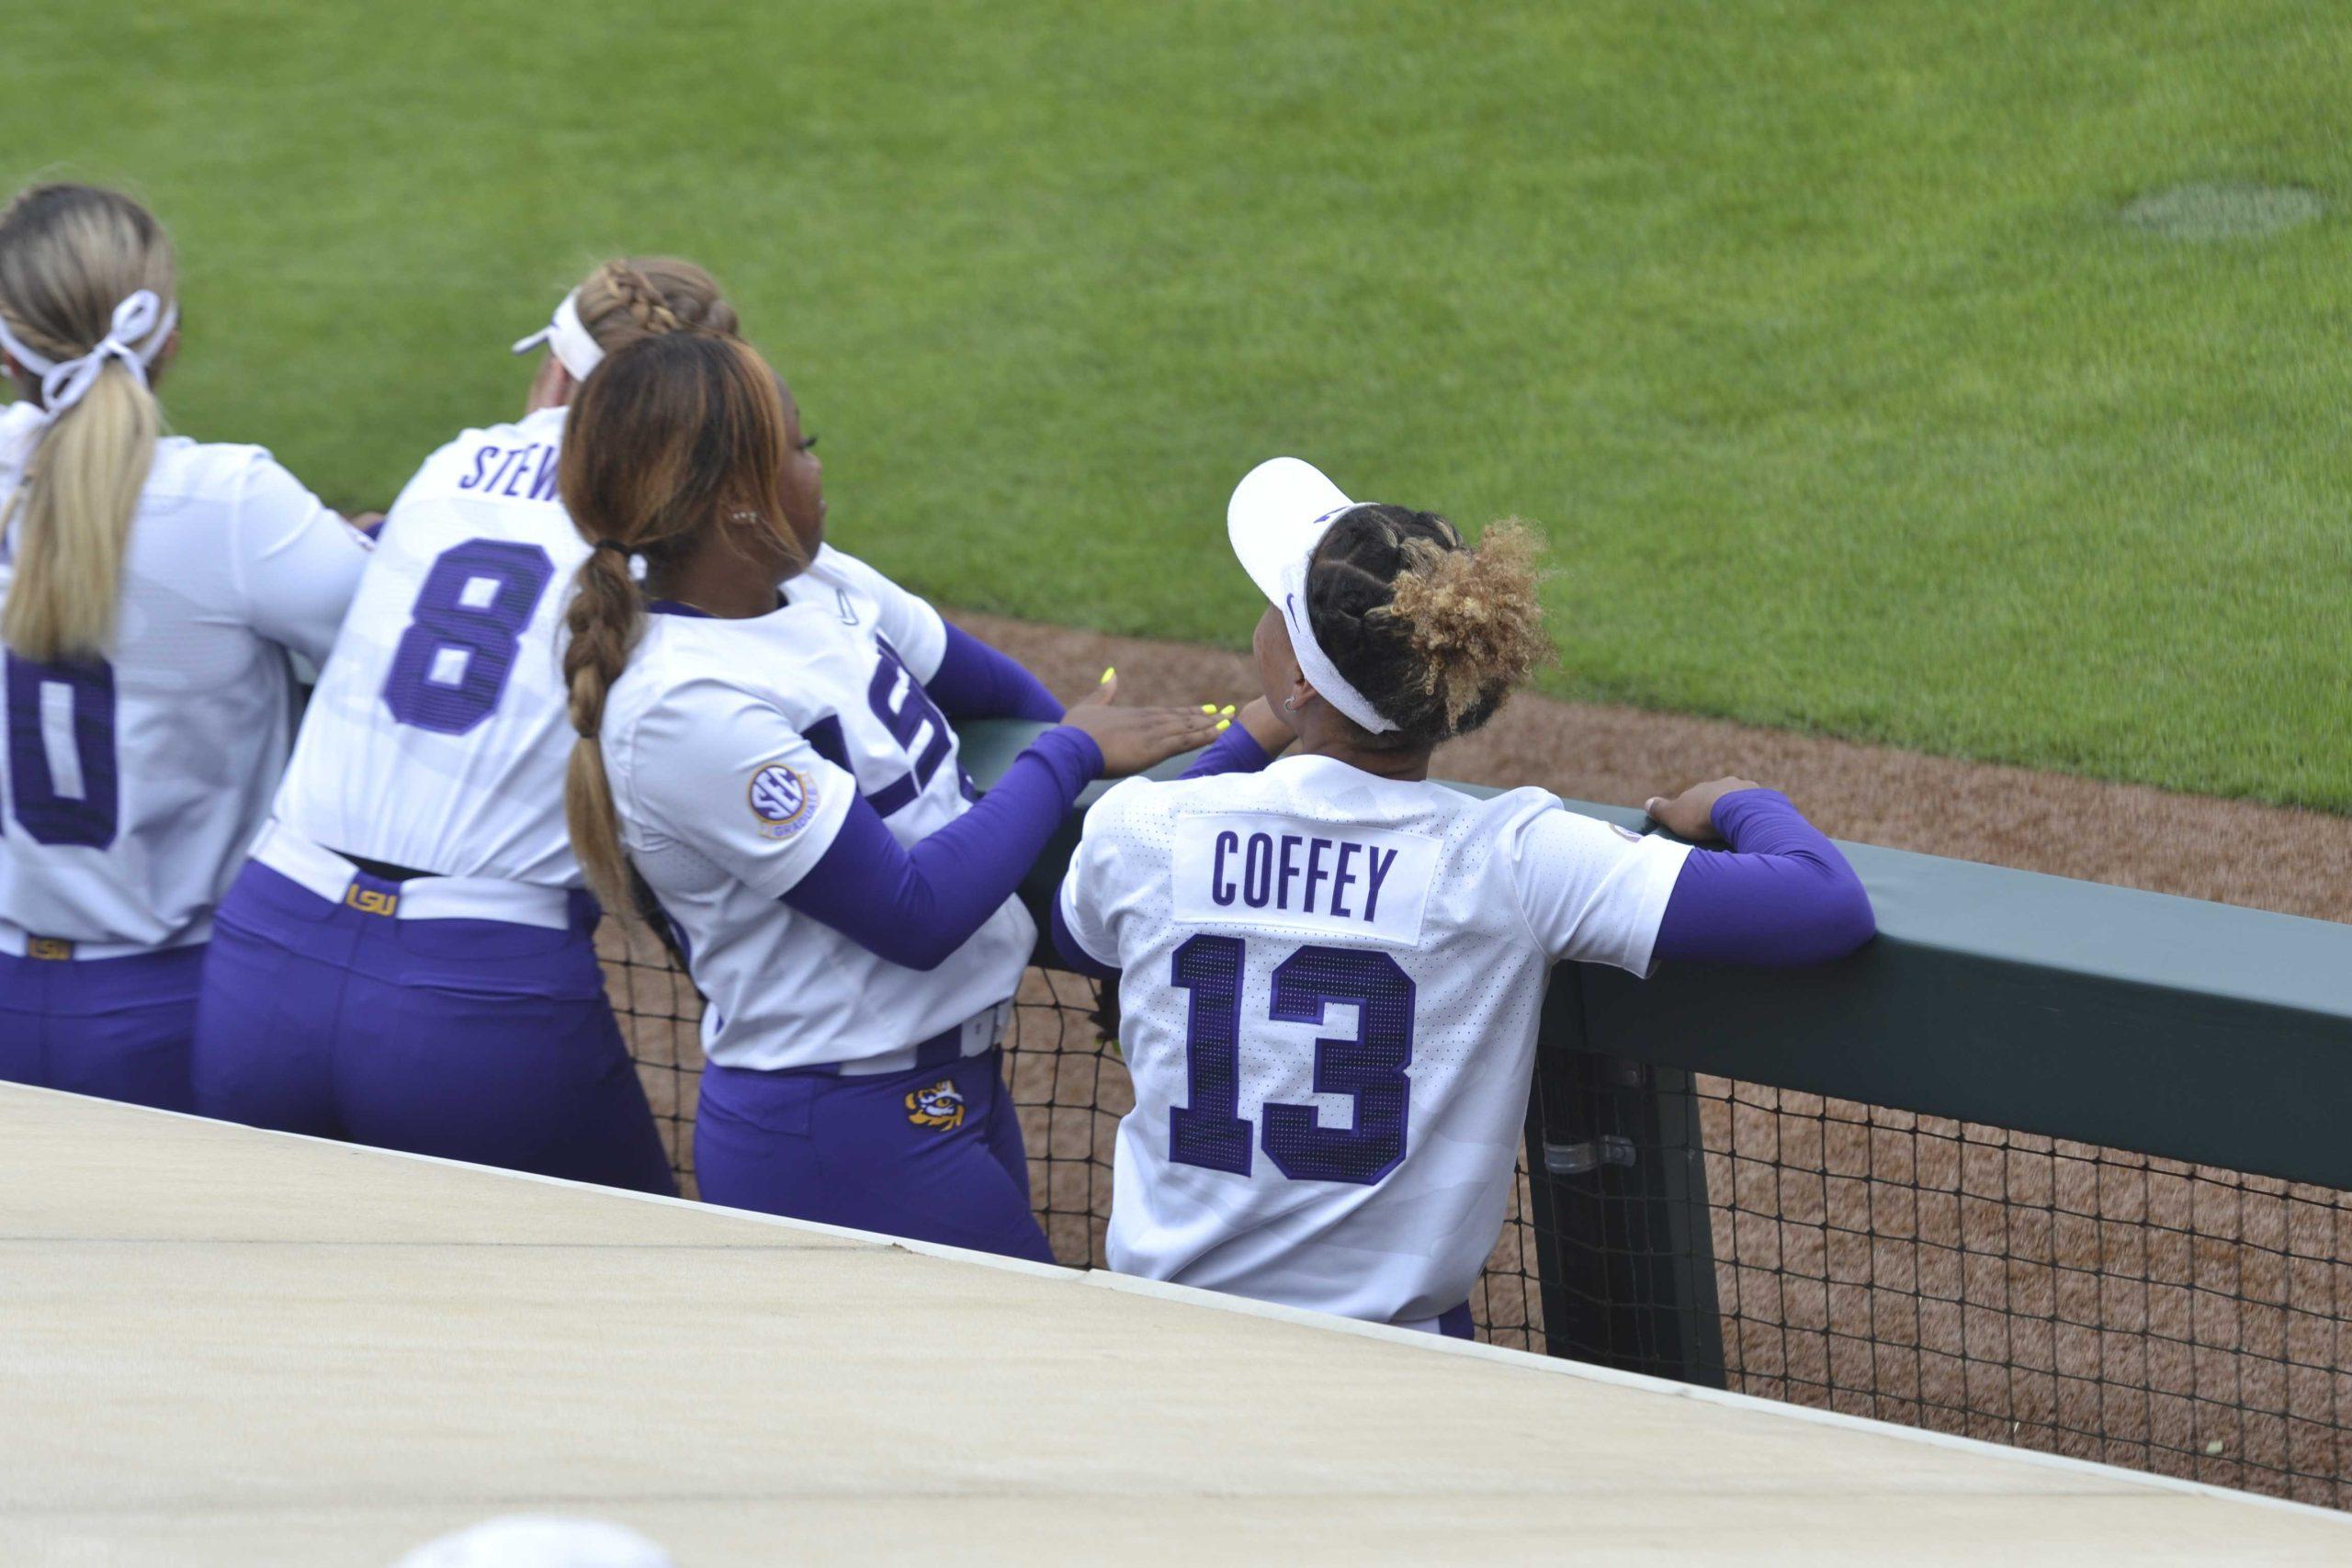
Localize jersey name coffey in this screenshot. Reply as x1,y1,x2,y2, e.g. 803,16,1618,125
1058,755,1692,1328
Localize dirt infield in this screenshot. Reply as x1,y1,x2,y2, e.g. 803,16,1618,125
608,610,2352,1508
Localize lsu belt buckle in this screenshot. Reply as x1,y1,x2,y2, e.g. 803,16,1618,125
26,936,74,961
344,885,401,918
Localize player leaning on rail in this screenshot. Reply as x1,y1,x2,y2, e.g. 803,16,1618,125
0,185,370,1110
557,331,1220,1258
190,258,1091,1196
1054,458,1877,1337
187,258,741,1193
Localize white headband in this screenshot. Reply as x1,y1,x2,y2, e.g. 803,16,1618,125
0,288,175,420
1272,509,1400,735
1226,458,1401,735
510,289,605,382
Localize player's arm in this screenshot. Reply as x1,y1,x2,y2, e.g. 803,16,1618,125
822,547,1062,721
1048,785,1128,981
780,697,1216,971
626,683,860,907
230,454,373,664
1177,697,1291,778
1642,781,1876,965
922,622,1065,723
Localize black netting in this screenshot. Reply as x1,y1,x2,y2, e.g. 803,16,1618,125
604,934,2351,1508
1538,1065,2352,1510
600,931,1547,1344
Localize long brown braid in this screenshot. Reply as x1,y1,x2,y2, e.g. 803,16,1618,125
556,332,800,919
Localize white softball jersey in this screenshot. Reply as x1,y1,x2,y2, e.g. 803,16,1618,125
0,400,368,953
1057,755,1693,1328
272,407,585,885
274,400,939,896
596,562,1021,1073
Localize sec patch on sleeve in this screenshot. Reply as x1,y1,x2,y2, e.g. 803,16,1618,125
749,761,818,840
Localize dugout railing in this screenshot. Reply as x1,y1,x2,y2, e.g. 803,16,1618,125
606,719,2352,1509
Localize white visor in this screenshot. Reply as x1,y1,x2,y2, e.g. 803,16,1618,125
509,289,605,381
1227,457,1398,735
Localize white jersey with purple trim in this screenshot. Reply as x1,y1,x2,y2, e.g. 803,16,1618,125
597,571,1008,1072
1057,756,1692,1328
275,395,945,890
271,407,582,885
0,401,368,952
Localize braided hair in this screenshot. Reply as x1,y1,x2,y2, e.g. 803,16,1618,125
571,256,738,354
1304,505,1552,749
557,333,800,920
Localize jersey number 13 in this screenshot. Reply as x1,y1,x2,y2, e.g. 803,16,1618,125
1168,934,1415,1187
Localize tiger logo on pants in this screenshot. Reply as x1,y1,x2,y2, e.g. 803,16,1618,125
905,1080,967,1131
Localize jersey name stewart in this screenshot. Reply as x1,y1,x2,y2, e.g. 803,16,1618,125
1057,757,1691,1327
0,402,368,950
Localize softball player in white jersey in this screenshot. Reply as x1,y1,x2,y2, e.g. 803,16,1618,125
0,184,369,1111
188,260,744,1191
1056,458,1876,1335
558,331,1217,1258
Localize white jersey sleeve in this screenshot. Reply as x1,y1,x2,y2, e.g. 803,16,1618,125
813,546,948,681
1057,776,1145,968
227,453,371,665
1500,799,1690,976
0,427,361,952
620,677,857,900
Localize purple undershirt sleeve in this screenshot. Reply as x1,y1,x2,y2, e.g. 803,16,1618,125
922,623,1066,722
1177,723,1275,779
780,727,1102,970
1651,789,1876,966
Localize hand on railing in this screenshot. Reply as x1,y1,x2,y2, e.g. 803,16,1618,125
1060,668,1224,777
1643,776,1766,841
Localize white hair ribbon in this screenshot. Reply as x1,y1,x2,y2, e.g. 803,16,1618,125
0,288,176,420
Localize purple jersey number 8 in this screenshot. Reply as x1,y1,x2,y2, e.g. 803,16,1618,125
1169,934,1416,1186
380,539,556,736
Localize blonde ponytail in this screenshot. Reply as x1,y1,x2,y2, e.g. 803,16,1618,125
0,185,176,664
2,363,160,660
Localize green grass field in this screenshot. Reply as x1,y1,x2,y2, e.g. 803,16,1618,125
11,1,2346,807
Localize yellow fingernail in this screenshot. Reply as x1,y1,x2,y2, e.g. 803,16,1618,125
1216,719,1231,731
1220,705,1236,716
1202,704,1217,714
1100,667,1115,685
